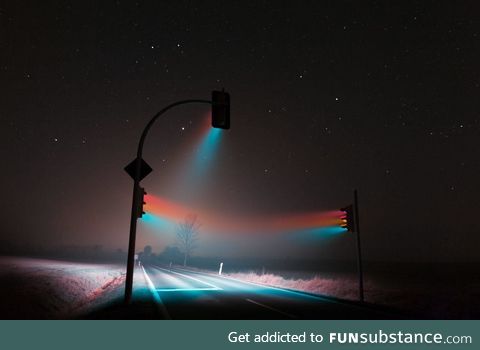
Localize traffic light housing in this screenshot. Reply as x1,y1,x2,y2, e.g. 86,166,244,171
340,204,355,232
212,90,230,129
135,186,147,218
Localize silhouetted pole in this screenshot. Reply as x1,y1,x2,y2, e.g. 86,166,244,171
353,189,365,302
124,99,211,304
125,174,141,304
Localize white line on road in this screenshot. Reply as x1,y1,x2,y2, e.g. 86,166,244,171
191,270,379,314
174,266,326,300
171,267,379,316
201,271,339,303
245,299,297,319
154,269,192,288
154,266,222,290
142,265,171,319
156,287,219,292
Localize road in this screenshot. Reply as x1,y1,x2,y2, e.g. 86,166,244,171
141,264,393,319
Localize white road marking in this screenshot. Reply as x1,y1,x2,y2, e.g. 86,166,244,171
156,287,219,292
141,265,171,319
174,266,354,306
154,266,222,290
196,271,376,313
174,267,321,297
189,273,247,290
154,269,192,288
245,298,297,319
207,272,334,301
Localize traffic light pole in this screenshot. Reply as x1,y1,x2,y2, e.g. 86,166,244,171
353,189,365,302
124,99,211,304
125,176,141,304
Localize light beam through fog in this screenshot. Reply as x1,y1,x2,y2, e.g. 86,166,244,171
139,118,348,243
142,194,348,237
141,212,175,231
172,117,224,200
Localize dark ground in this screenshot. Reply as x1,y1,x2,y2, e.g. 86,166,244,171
0,256,478,319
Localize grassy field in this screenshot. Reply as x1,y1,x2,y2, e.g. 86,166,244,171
0,257,125,319
225,266,480,319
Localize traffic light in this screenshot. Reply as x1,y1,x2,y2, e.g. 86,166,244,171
212,90,230,129
340,204,355,232
135,186,147,218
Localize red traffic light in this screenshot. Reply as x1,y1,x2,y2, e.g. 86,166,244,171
340,204,355,232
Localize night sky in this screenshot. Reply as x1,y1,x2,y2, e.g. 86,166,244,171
1,1,479,262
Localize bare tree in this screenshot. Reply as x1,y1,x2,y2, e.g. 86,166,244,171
175,214,201,266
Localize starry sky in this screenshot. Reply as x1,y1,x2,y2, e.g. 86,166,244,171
1,1,479,262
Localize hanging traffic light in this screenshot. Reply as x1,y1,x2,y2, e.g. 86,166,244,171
340,204,355,232
135,186,147,218
212,90,230,129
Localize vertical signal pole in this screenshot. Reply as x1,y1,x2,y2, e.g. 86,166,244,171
124,166,141,304
124,157,152,305
123,93,230,305
354,189,365,302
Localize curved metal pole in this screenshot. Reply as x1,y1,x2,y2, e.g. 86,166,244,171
125,99,212,305
136,99,211,158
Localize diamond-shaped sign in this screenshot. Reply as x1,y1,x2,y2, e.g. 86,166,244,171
124,158,153,181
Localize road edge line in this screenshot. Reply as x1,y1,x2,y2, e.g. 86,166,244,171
175,267,395,317
141,265,171,319
174,266,360,306
154,265,222,290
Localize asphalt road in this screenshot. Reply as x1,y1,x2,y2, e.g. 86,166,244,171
141,264,393,319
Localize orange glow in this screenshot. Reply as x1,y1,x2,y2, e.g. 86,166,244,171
144,194,348,235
